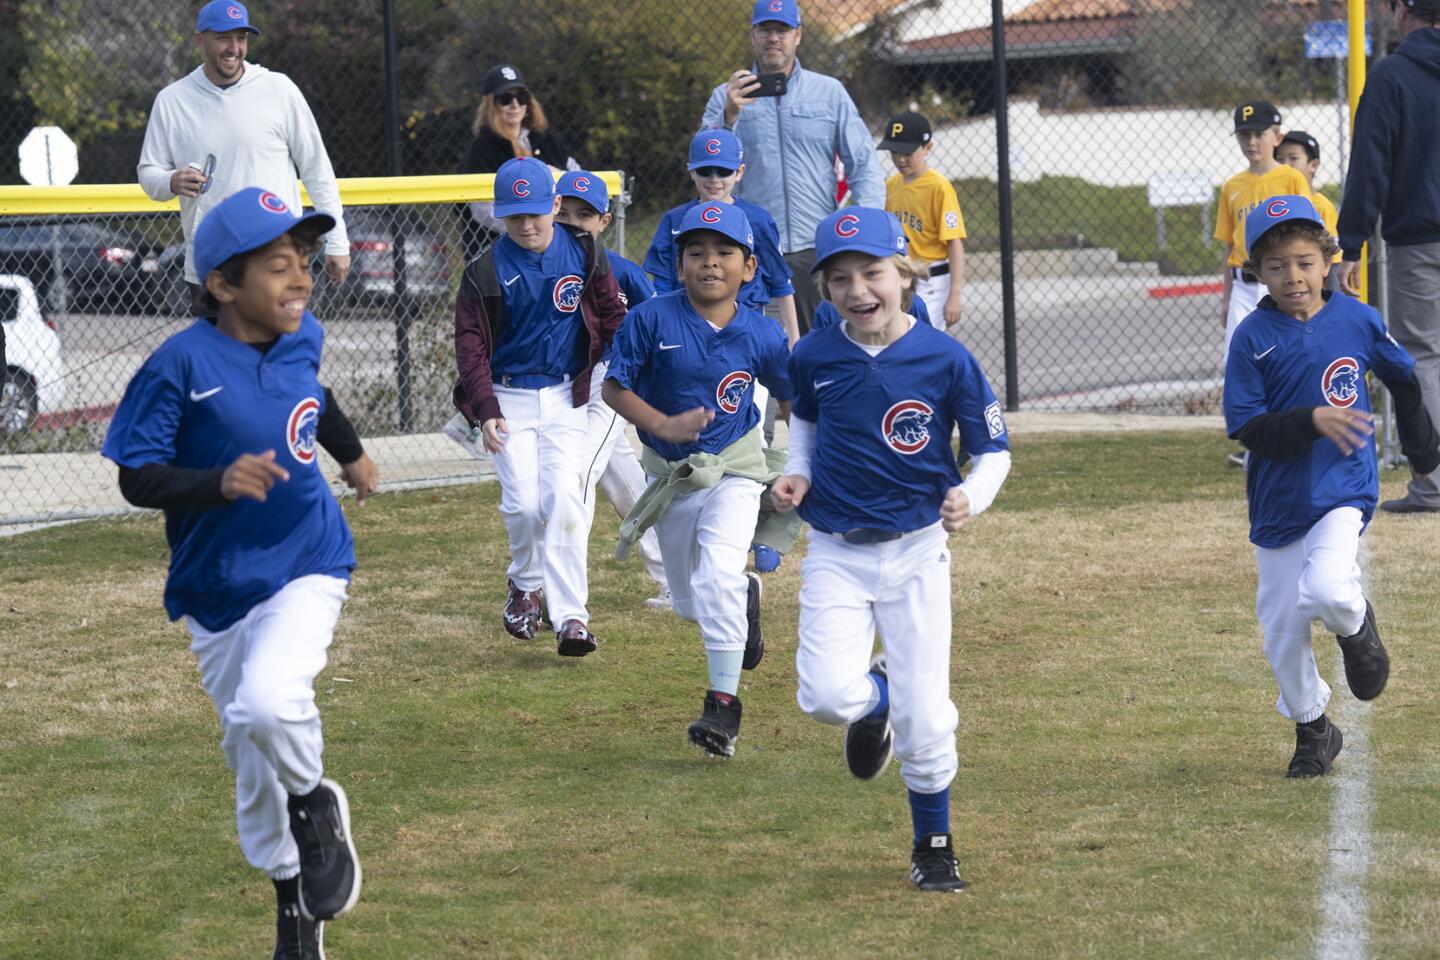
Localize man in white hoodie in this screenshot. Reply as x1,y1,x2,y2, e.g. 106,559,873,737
138,0,350,304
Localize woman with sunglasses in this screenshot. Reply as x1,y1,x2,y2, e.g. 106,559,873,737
459,64,581,260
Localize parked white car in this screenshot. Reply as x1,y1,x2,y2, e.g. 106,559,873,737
1,273,67,435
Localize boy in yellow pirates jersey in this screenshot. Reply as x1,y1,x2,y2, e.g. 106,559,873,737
880,111,966,331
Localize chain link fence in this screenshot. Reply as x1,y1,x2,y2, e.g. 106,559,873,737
1,0,1391,524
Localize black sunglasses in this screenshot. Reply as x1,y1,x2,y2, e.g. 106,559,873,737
495,90,530,106
693,166,737,179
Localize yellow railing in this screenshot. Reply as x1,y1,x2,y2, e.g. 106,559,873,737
0,171,625,216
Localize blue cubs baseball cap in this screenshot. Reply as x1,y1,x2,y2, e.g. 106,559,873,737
193,187,334,280
493,157,557,217
688,129,744,171
812,207,908,272
1244,194,1323,255
752,0,801,27
676,202,754,254
556,170,609,215
196,0,260,34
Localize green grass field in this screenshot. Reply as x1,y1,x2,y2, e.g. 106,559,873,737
3,429,1439,959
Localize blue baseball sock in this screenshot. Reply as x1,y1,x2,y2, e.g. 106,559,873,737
908,787,951,843
706,648,744,696
864,670,889,720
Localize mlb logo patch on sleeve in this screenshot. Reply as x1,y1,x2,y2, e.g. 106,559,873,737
945,212,959,230
985,401,1005,439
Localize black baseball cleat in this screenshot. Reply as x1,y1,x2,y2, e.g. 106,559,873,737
742,572,764,670
503,580,544,640
910,833,967,892
556,619,598,657
1336,600,1389,701
288,779,362,921
687,691,742,758
845,653,893,780
1286,717,1343,779
1379,496,1440,514
273,900,325,960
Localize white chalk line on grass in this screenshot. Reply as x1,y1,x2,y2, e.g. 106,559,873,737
1314,544,1375,960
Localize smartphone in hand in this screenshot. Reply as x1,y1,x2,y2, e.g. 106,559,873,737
751,72,788,97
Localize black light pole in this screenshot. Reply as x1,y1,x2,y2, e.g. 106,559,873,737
992,0,1019,411
383,0,414,431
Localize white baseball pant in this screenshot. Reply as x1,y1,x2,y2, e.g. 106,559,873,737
186,573,348,880
651,474,761,651
795,523,959,795
1223,273,1264,364
913,272,951,330
581,363,667,588
491,380,593,627
1254,506,1366,723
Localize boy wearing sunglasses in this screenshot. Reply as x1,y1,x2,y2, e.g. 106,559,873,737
644,129,798,347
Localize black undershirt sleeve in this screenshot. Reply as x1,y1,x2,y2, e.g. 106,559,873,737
1231,407,1321,461
316,387,364,465
1382,372,1440,475
118,463,228,511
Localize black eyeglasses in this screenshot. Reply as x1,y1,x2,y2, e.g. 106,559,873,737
693,166,736,179
495,90,530,106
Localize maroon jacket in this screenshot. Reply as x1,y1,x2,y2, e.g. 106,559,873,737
453,224,628,426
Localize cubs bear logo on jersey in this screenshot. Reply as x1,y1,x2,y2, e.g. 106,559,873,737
716,371,753,414
258,192,288,215
834,213,861,238
553,274,584,312
287,397,322,465
1322,357,1360,408
882,400,934,455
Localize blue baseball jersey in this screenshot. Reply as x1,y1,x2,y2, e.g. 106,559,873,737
790,320,1009,535
101,314,355,631
1224,293,1415,548
611,251,656,310
602,251,656,366
811,296,930,333
490,229,589,378
644,197,794,310
606,291,794,461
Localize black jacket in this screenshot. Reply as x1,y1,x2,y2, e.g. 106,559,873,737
1338,28,1440,258
460,125,577,176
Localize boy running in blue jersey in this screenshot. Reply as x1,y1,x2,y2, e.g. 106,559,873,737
553,170,671,609
773,207,1011,892
453,157,629,656
1225,196,1439,777
645,129,796,575
604,202,794,758
102,187,377,957
643,129,798,344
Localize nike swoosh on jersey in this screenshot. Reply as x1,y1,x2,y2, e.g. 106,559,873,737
189,386,224,401
1253,345,1277,360
670,229,681,235
813,379,835,390
659,342,683,351
503,274,522,286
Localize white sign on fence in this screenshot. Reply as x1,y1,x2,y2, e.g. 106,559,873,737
18,126,79,187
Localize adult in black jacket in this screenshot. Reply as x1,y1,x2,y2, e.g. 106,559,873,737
1338,0,1440,512
459,64,580,259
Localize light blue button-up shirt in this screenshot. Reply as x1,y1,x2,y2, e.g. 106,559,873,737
703,60,885,254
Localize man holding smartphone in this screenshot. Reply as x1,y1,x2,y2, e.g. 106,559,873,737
138,0,350,312
702,0,885,334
